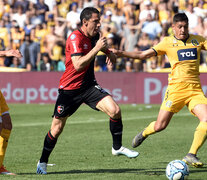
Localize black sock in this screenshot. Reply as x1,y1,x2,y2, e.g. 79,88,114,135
110,117,123,150
40,130,57,163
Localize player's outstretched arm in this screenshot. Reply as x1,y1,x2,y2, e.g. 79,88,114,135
0,49,22,58
111,48,156,60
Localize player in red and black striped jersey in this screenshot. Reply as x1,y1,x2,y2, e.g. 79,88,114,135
37,7,139,175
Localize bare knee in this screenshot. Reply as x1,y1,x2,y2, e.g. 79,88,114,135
108,105,121,119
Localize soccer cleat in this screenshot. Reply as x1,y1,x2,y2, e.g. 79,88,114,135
0,165,16,175
112,146,139,158
132,130,147,148
182,153,203,168
36,161,47,174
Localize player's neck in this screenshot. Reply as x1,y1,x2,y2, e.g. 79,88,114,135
80,27,91,38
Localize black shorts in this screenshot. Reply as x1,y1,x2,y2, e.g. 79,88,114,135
53,84,110,118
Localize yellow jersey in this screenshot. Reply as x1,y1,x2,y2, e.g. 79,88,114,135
153,34,207,84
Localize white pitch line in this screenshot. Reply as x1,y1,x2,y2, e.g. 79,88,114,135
13,112,192,127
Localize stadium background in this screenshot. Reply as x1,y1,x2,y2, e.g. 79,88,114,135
0,0,207,104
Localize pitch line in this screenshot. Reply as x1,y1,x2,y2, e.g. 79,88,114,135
13,112,191,127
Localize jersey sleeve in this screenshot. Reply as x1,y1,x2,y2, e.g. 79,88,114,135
152,37,167,56
199,35,207,50
68,33,84,56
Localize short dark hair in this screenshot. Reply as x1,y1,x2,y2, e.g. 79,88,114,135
173,13,188,24
80,7,100,25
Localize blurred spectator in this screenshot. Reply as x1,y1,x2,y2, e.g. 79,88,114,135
139,0,156,22
185,3,198,33
94,57,102,72
57,56,65,72
27,3,42,26
83,0,94,8
193,1,207,18
43,25,64,66
137,32,152,72
66,2,80,31
30,23,47,55
110,7,126,36
141,13,162,40
54,17,67,39
38,52,51,72
35,0,49,23
0,19,11,49
20,34,38,69
12,0,29,14
10,23,25,50
204,18,207,38
158,2,171,25
55,0,70,18
10,56,22,68
11,5,27,28
44,0,56,12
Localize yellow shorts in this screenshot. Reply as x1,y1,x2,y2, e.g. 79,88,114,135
160,83,207,115
0,90,9,116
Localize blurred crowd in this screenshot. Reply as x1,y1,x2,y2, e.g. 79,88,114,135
0,0,207,72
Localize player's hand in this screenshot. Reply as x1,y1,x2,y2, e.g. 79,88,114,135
106,51,116,64
110,49,122,57
95,37,108,51
6,49,23,58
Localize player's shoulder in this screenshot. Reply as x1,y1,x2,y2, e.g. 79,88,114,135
68,29,83,42
189,34,206,42
162,35,174,42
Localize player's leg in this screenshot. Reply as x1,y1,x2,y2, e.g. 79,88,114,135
132,83,186,148
96,95,139,158
37,116,67,174
183,104,207,167
0,90,15,175
132,110,174,148
37,90,82,174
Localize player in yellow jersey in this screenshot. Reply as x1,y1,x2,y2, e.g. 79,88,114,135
0,49,22,175
112,13,207,168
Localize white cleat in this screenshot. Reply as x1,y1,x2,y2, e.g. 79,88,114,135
36,161,47,175
112,146,139,158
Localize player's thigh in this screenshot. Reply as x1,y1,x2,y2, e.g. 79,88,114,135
97,96,121,118
53,90,82,118
188,83,207,118
192,104,207,122
83,85,120,118
160,84,187,113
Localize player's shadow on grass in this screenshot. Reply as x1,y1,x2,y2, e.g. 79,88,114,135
17,166,207,176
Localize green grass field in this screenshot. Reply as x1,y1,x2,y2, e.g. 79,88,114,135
2,104,207,179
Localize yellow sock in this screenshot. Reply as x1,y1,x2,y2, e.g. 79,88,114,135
189,122,207,155
0,129,11,167
143,121,156,137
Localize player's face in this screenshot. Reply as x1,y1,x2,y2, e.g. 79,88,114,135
86,13,101,37
172,21,189,40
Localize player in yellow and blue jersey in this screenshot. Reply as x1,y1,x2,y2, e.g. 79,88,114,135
112,13,207,168
0,49,22,175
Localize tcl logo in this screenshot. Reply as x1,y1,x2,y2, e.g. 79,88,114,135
177,48,197,61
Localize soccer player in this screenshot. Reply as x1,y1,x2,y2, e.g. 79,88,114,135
36,7,139,175
112,13,207,168
0,49,22,175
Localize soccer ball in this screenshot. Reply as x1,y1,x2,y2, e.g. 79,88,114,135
166,160,189,180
